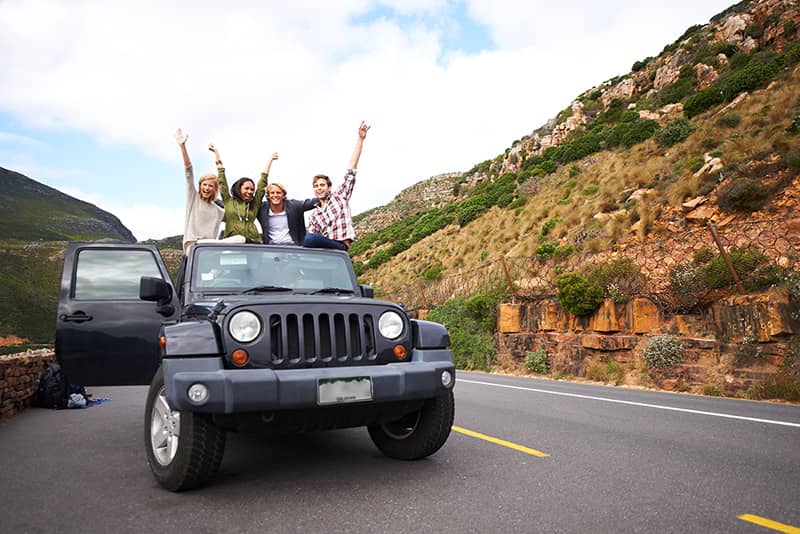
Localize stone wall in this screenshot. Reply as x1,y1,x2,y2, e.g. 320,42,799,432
0,350,55,420
496,288,798,395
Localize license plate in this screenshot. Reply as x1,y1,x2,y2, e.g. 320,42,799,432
318,376,373,405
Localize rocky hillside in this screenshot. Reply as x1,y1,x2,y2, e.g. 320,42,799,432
350,0,800,307
0,167,135,243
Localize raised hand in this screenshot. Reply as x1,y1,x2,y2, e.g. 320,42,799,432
175,128,188,146
357,121,370,140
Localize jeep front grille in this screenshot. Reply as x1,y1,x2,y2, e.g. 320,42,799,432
266,312,377,366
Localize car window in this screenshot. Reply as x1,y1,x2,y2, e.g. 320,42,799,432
73,249,163,300
192,248,356,292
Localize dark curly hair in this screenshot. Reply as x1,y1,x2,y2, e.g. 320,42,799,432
231,177,255,202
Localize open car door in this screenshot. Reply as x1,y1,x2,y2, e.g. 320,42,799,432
55,243,179,386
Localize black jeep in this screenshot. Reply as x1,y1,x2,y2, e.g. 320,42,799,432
56,242,455,491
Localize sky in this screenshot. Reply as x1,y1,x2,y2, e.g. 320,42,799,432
0,0,735,241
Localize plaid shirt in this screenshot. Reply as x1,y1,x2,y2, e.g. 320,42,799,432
308,169,357,241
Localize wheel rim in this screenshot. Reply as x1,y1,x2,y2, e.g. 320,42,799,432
150,385,181,466
381,410,421,440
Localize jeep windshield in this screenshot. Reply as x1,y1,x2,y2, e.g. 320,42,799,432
191,246,358,294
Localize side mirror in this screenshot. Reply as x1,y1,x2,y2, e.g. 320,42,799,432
140,276,172,302
140,276,175,316
360,284,374,298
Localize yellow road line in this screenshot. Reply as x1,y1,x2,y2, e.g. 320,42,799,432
738,514,800,533
452,425,549,458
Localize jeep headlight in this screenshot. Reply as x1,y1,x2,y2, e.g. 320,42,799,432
229,311,261,343
378,311,404,340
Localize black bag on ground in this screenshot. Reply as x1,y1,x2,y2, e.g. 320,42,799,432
32,362,69,409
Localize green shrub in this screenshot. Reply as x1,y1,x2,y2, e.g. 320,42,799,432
643,335,685,369
536,242,556,259
426,297,495,371
457,193,492,227
525,349,549,374
787,115,800,135
684,88,725,118
745,22,764,40
507,196,528,210
717,178,770,212
716,113,742,128
368,249,392,269
631,57,652,72
699,135,720,151
783,336,800,380
585,258,646,303
556,273,604,316
421,262,444,281
585,358,625,384
712,41,740,58
465,287,508,333
786,150,800,169
693,247,714,264
702,385,724,397
668,262,708,312
654,118,697,147
653,77,695,107
784,20,798,39
554,244,575,257
686,155,705,173
616,119,660,148
540,218,560,237
722,61,779,101
744,376,800,402
582,184,599,195
702,246,779,290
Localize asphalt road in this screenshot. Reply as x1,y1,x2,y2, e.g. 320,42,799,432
1,372,798,534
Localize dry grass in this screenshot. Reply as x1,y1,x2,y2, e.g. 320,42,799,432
363,66,800,299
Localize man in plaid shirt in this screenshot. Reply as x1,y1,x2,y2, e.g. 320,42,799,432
303,121,370,251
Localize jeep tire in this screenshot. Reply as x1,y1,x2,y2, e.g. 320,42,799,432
144,366,226,491
367,389,454,460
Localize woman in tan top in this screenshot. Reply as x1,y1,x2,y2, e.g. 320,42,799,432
176,128,226,254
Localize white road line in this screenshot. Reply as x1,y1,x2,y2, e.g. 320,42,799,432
457,378,800,428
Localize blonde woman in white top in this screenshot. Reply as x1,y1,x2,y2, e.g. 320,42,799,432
176,128,233,254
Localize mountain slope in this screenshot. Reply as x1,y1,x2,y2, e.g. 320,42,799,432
0,167,136,242
0,168,138,342
352,0,800,308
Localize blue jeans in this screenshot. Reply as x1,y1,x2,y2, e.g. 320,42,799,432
303,233,348,251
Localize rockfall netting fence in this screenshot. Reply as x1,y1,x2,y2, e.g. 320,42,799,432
384,219,799,314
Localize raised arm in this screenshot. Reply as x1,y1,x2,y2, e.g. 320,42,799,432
176,128,191,167
348,121,370,170
208,143,223,169
263,152,278,175
209,143,230,200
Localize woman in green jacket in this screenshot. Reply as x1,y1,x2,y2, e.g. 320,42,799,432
208,143,277,243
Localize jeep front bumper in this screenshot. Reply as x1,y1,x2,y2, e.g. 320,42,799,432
162,349,455,413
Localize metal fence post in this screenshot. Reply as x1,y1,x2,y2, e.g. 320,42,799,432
708,222,746,293
500,258,518,299
416,279,429,309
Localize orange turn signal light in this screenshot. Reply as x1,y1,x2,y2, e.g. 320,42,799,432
159,336,166,349
231,349,249,366
393,345,407,360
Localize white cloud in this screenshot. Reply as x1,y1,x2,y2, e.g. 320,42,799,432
0,0,735,237
0,131,44,146
57,186,184,241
